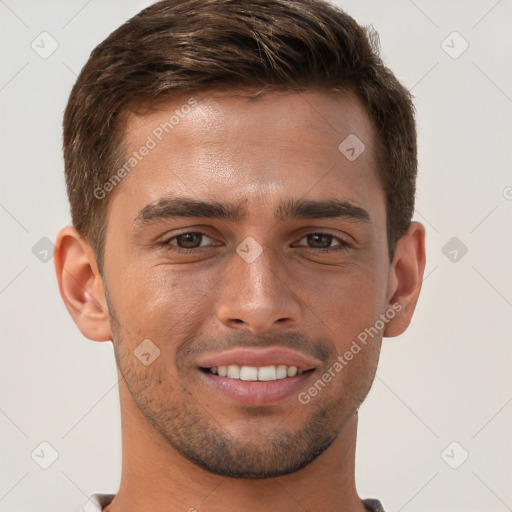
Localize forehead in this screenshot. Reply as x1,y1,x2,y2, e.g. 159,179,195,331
110,88,383,226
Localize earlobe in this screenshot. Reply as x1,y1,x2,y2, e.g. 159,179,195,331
383,221,426,338
54,226,112,342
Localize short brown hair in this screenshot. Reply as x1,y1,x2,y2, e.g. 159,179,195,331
63,0,417,272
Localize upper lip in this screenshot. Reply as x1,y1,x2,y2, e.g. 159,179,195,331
197,347,319,371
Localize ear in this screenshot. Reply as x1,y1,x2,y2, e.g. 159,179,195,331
54,226,112,342
383,221,426,337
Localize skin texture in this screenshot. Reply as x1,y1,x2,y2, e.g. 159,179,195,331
55,89,426,512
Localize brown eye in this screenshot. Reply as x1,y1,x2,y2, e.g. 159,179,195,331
174,232,205,248
163,231,218,251
293,232,349,251
305,233,335,249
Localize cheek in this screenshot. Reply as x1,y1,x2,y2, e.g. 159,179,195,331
293,263,388,338
143,265,219,308
109,264,219,344
335,335,382,403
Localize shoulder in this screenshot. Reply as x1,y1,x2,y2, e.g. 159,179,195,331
80,494,116,512
362,498,387,512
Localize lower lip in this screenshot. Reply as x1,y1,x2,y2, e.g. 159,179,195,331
198,369,315,405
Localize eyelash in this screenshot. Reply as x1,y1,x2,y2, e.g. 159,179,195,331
160,231,352,255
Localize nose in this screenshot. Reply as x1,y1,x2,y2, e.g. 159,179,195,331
215,243,302,333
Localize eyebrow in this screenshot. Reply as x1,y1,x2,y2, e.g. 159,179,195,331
133,196,370,227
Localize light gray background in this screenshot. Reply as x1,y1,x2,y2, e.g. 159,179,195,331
1,1,511,511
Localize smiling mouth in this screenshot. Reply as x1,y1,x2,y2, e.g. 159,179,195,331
200,364,315,381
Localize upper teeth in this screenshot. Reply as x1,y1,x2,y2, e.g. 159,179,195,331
209,365,304,381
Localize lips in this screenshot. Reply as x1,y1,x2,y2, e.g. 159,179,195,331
196,347,318,405
199,369,315,405
197,347,319,372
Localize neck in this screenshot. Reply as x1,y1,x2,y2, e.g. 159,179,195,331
106,380,368,512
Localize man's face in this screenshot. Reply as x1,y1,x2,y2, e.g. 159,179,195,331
102,89,391,478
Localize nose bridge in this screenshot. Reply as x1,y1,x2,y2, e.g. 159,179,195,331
216,236,301,332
